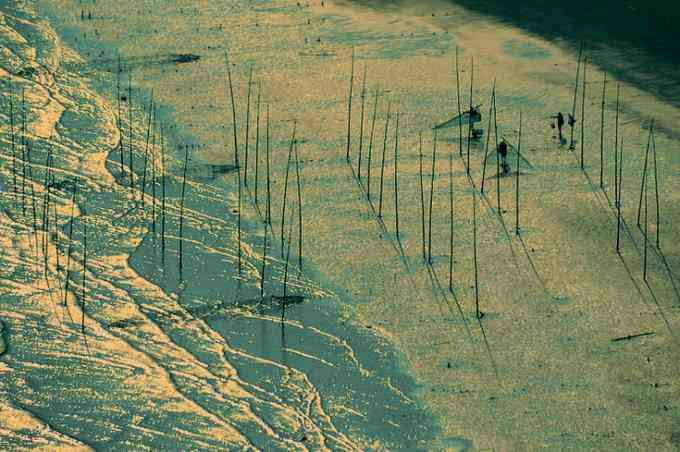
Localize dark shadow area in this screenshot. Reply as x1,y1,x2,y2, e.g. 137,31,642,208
352,0,680,108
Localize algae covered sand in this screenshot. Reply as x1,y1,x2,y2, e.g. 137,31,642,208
2,0,680,450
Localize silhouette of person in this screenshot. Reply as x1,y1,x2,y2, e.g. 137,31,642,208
556,112,565,142
499,138,509,175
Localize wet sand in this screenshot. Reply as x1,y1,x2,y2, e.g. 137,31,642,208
3,0,680,449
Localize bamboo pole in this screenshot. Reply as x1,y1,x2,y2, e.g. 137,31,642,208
580,56,587,170
294,139,303,271
393,111,401,240
281,121,297,257
128,70,134,193
260,218,267,299
151,105,157,233
419,133,426,261
448,118,455,292
81,211,87,334
599,72,606,189
179,144,189,279
281,220,293,325
466,57,474,174
651,128,660,248
473,187,480,319
266,104,272,226
9,77,17,197
643,159,648,282
613,84,620,206
161,121,166,266
244,66,253,185
42,143,52,262
428,128,437,263
346,48,355,162
117,55,125,176
141,91,154,206
494,88,500,213
378,101,391,218
637,120,653,227
516,110,522,235
569,43,583,151
616,136,624,253
480,79,496,194
21,87,26,216
237,142,242,279
255,80,261,208
26,144,39,267
367,84,380,200
357,65,368,180
225,51,239,167
63,185,77,306
455,47,463,160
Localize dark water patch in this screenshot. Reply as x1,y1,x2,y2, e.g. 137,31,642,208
171,53,201,64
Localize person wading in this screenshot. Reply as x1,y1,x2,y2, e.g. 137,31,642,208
499,138,510,176
552,111,565,143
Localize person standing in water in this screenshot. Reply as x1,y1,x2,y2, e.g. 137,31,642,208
498,138,510,176
556,112,565,142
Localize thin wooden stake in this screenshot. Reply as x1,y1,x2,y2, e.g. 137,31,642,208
237,142,242,279
473,188,481,319
151,105,157,233
378,101,391,218
63,185,77,306
117,55,125,176
428,128,437,263
651,128,660,248
637,120,653,227
260,219,267,299
81,212,87,334
480,79,496,194
466,57,474,174
419,133,426,261
455,47,463,160
358,65,367,179
367,84,380,200
179,144,189,279
643,159,648,282
393,111,400,240
266,104,272,226
255,80,261,208
516,110,522,235
580,56,587,170
599,72,606,189
161,121,166,266
493,88,500,213
448,118,455,292
21,87,26,216
281,220,293,325
141,91,154,206
346,48,355,162
128,69,134,193
294,140,303,271
225,51,239,167
614,84,620,206
616,136,624,253
281,121,297,257
569,43,583,151
9,77,17,197
244,66,253,185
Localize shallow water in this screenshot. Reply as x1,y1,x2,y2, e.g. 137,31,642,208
4,0,680,449
0,1,444,449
